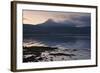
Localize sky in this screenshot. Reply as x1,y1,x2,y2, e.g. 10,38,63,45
23,10,91,27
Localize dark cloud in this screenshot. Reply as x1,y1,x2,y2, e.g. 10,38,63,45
60,14,91,27
70,14,91,27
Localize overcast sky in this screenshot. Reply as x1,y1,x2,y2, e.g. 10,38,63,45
23,10,91,27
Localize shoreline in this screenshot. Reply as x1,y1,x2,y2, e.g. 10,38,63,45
23,46,90,63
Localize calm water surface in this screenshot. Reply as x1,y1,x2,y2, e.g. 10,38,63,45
23,35,91,50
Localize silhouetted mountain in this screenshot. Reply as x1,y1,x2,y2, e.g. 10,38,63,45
36,19,76,27
23,19,91,36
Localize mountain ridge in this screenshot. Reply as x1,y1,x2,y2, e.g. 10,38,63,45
23,19,91,36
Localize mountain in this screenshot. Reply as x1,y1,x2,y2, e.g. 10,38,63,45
36,19,76,27
23,19,91,36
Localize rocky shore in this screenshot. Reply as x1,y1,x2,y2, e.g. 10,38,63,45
23,46,90,63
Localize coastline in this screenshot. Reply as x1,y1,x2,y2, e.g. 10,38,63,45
23,46,90,63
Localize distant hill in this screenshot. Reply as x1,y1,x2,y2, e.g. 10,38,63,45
23,19,91,36
35,19,76,27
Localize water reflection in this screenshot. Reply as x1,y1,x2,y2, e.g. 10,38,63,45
23,35,90,50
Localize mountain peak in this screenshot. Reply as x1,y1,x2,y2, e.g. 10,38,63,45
45,19,56,23
36,19,77,27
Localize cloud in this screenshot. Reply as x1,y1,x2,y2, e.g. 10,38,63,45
23,10,91,27
57,13,91,27
70,14,91,27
